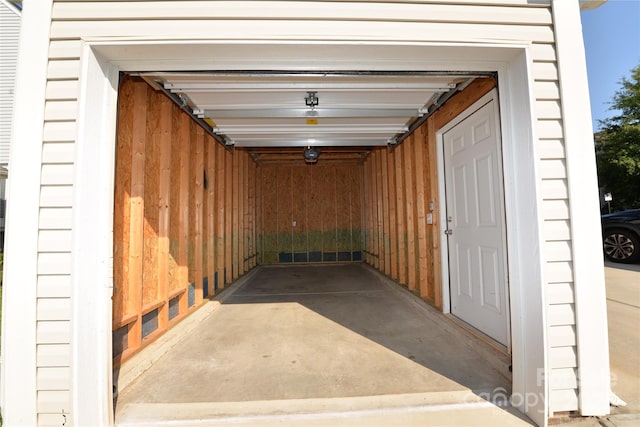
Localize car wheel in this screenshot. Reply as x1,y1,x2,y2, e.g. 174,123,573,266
603,228,640,264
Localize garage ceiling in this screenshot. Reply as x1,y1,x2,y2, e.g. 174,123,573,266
141,71,479,152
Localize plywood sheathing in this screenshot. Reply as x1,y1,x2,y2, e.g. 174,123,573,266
362,77,496,309
112,76,258,365
258,164,363,264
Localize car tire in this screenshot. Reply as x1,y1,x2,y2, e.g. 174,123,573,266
603,228,640,264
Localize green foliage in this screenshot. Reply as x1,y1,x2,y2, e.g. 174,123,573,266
596,64,640,212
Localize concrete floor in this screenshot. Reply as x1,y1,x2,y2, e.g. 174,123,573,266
115,263,530,426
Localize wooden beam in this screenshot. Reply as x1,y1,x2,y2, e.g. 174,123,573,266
238,151,245,276
413,124,431,300
403,136,417,291
387,149,398,281
363,160,370,264
434,78,496,129
381,149,391,276
255,164,263,265
395,144,407,286
112,77,133,329
177,114,190,314
225,150,233,284
127,81,148,350
142,87,160,310
215,143,225,290
427,116,443,310
206,136,215,296
375,150,383,270
157,94,172,329
194,125,204,307
246,154,254,269
232,151,240,279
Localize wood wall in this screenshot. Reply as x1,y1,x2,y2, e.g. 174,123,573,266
112,76,257,365
258,164,363,264
362,77,496,307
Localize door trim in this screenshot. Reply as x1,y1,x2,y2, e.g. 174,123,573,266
438,92,511,350
68,41,547,425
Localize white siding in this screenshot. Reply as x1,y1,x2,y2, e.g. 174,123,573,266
26,0,584,423
0,0,20,166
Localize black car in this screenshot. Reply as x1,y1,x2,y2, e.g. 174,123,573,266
601,209,640,264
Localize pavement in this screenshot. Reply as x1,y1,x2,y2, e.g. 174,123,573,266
114,262,640,427
552,262,640,427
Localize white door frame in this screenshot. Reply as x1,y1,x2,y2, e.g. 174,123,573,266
437,90,511,350
71,40,547,426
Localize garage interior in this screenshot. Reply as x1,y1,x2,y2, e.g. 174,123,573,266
112,71,514,421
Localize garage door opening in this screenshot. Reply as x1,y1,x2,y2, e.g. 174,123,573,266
111,72,516,422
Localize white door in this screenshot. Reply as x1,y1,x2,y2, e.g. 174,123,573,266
443,99,509,346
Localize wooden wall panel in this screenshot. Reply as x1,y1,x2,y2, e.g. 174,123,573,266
261,166,279,264
403,137,417,291
335,166,351,260
381,149,391,276
142,86,160,309
277,167,293,260
413,125,430,300
113,77,258,365
351,166,363,259
238,152,245,276
358,78,496,309
363,159,371,264
387,149,398,281
215,143,225,290
177,114,190,315
231,151,239,280
427,116,442,309
322,167,337,259
126,81,147,350
395,146,407,286
112,78,133,331
307,167,323,260
193,126,204,307
157,95,172,328
292,166,308,259
224,150,232,284
258,163,363,264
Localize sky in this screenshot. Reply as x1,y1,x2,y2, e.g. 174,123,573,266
581,0,640,131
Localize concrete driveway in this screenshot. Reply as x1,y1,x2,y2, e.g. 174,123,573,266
606,262,640,419
115,263,532,426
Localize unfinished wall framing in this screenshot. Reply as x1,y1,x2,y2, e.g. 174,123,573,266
362,77,497,308
112,76,258,365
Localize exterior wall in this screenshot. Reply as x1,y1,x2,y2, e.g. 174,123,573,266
0,1,609,426
258,163,363,265
363,78,496,307
0,0,20,250
0,0,20,166
112,76,257,366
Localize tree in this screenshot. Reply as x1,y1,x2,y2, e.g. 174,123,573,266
595,64,640,212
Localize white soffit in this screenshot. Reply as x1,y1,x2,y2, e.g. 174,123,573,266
141,71,474,148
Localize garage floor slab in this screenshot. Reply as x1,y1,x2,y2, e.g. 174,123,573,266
115,263,529,426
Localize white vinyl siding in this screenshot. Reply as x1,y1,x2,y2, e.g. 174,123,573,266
0,0,20,166
31,1,580,422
